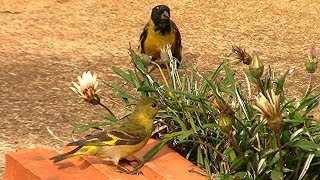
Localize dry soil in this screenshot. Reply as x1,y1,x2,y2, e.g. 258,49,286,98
1,0,320,176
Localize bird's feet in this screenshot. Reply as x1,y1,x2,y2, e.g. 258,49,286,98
120,158,141,165
117,165,143,175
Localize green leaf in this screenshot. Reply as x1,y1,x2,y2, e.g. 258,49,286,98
230,158,244,171
128,69,140,87
137,85,157,92
223,62,236,90
289,128,304,142
236,87,250,121
303,100,319,117
215,174,234,180
105,115,118,122
163,131,183,139
197,146,204,167
112,67,134,84
106,82,125,93
268,152,280,167
113,93,133,99
275,68,291,95
177,130,194,141
186,145,197,160
133,139,170,170
234,172,248,179
293,140,319,151
271,168,283,180
245,69,258,84
298,152,315,180
257,158,266,174
204,153,211,176
200,61,224,92
143,139,169,161
297,94,320,111
130,50,148,75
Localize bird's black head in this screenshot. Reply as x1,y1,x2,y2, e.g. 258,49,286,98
151,5,171,35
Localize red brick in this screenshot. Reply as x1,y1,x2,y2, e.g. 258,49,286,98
4,140,206,180
133,139,206,180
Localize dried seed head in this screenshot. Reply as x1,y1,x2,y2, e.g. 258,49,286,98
232,45,252,65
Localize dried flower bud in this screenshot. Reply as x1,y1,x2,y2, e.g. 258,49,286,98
249,55,264,79
140,53,152,67
310,46,317,59
267,115,283,132
218,114,232,134
232,45,252,65
159,44,172,64
305,46,318,73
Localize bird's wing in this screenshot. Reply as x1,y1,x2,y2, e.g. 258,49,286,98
67,122,147,146
171,21,182,61
138,23,149,53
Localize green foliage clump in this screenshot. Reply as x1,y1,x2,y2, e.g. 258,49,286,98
79,47,320,179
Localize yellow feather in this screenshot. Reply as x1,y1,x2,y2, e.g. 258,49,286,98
50,97,160,167
74,146,101,156
142,21,177,59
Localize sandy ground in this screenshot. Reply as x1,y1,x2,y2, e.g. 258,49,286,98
1,0,319,176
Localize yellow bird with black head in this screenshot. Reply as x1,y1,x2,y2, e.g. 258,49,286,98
138,5,182,64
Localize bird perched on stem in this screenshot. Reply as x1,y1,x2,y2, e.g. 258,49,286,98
138,5,182,65
50,97,161,174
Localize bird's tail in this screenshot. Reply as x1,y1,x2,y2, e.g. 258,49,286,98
50,146,82,163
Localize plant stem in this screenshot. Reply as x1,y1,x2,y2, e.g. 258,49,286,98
229,133,246,161
257,78,265,96
304,73,313,98
193,139,226,160
165,63,173,85
150,61,170,88
98,101,116,117
275,130,284,172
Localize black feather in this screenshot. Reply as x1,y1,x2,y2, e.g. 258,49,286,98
50,146,82,163
139,26,148,53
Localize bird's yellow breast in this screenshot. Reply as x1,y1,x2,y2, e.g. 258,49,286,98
143,21,177,59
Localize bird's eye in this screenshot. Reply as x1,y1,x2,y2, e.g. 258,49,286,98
151,103,157,108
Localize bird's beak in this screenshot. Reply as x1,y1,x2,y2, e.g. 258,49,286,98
161,10,169,19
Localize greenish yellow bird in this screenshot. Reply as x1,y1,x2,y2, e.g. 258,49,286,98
50,97,160,174
138,5,182,64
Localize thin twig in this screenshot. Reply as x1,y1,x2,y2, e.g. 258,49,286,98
47,127,68,143
0,10,22,14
